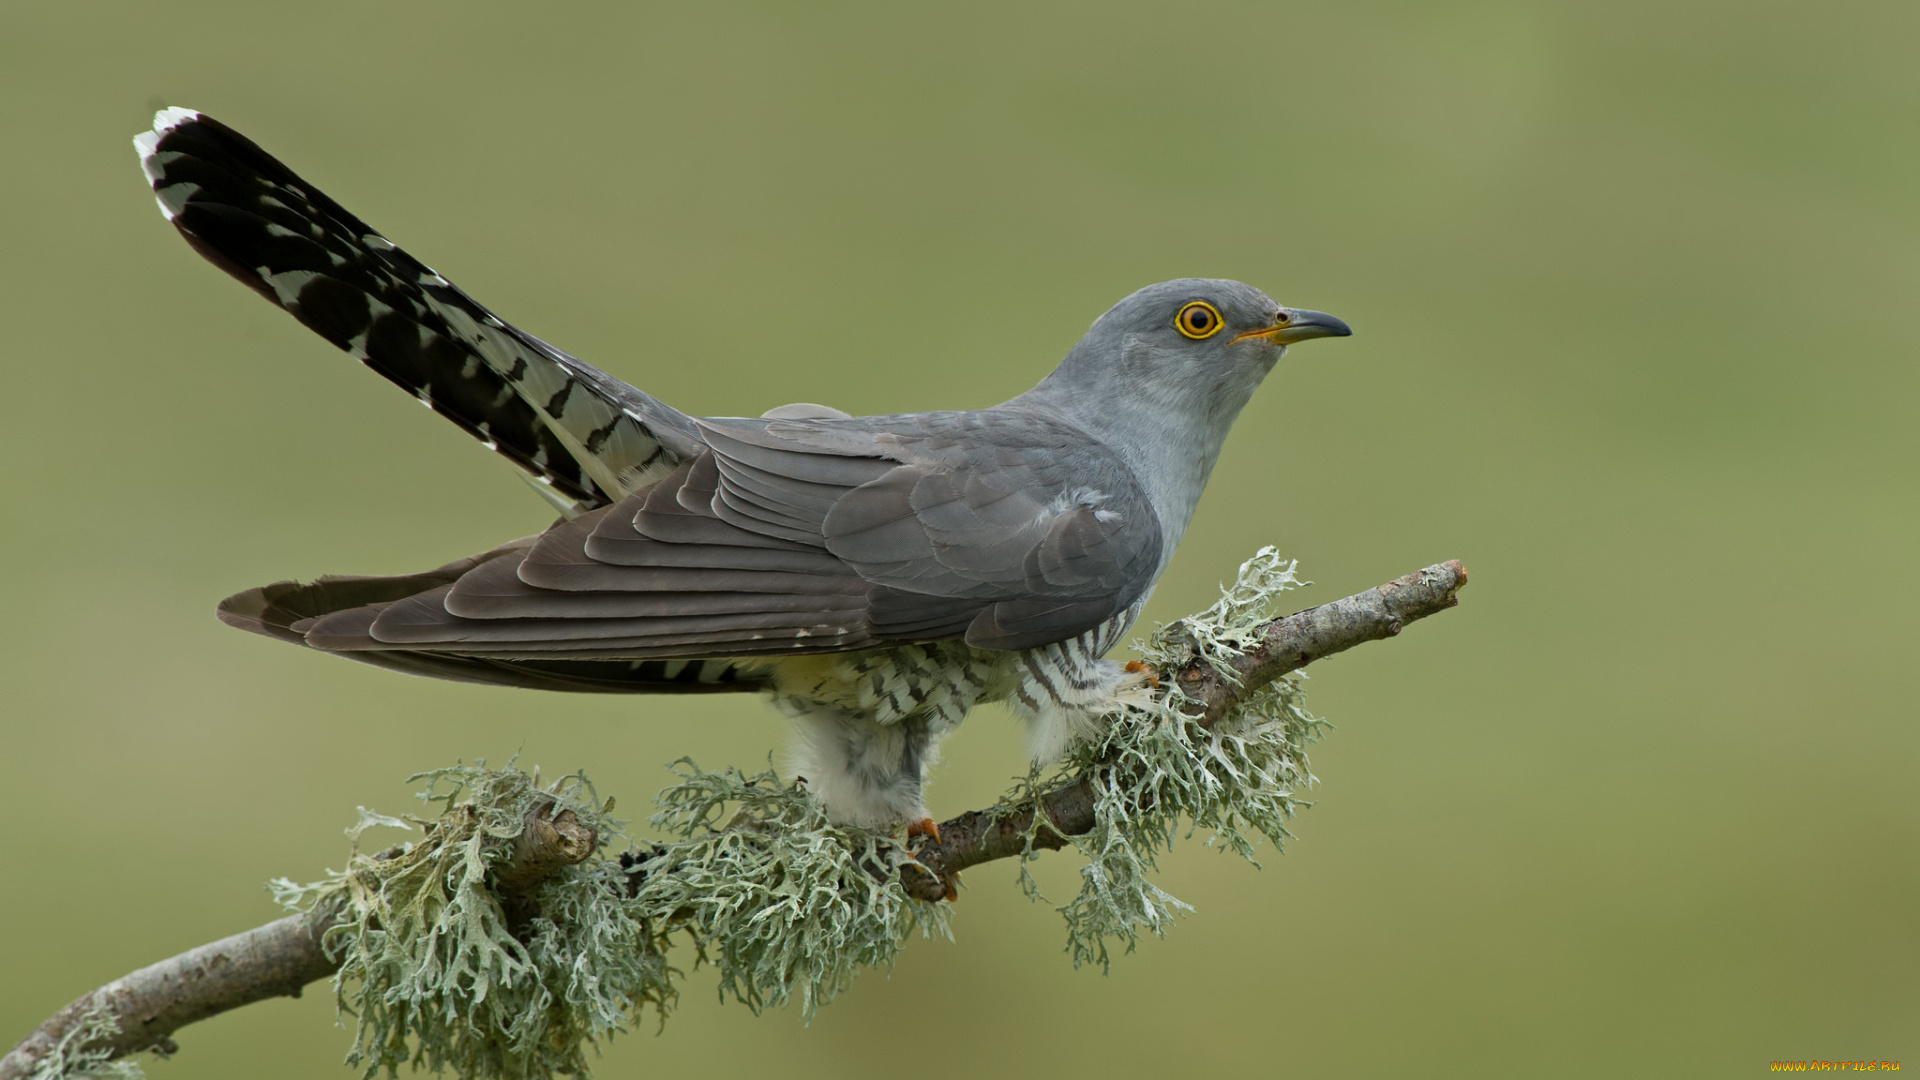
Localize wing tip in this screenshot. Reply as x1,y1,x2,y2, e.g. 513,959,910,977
216,581,312,646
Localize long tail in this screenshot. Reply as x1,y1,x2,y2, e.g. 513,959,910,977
133,107,702,514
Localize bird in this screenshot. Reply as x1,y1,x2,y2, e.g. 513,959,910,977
132,107,1350,845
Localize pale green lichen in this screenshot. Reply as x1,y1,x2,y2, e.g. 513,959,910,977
1033,547,1328,970
25,1003,145,1080
272,763,662,1080
633,760,948,1019
274,760,944,1079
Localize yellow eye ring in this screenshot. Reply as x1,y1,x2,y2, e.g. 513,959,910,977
1174,300,1223,340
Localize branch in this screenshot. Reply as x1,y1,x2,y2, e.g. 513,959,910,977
899,559,1468,900
0,908,339,1080
3,560,1465,1075
1,803,595,1080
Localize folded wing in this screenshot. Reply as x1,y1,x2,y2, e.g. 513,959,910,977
228,410,1163,681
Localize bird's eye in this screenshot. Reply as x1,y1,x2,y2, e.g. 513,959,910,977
1175,300,1223,340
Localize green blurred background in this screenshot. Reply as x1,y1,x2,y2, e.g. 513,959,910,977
2,1,1914,1076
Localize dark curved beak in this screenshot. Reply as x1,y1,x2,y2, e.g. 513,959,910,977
1275,308,1351,345
1229,308,1352,347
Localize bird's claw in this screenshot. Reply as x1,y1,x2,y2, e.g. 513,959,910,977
898,857,961,902
1123,659,1161,689
898,820,959,902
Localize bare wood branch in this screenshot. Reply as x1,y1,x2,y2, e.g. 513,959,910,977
3,560,1464,1074
899,559,1468,900
492,803,598,897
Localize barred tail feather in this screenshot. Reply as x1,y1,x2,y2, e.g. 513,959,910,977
134,108,701,513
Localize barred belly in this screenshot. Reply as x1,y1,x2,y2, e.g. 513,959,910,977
761,607,1142,828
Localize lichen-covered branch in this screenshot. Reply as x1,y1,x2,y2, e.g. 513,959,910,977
0,797,596,1080
2,557,1466,1079
899,560,1468,900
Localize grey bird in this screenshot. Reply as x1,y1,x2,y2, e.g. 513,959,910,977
133,108,1351,839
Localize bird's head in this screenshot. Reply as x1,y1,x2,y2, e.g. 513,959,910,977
1093,277,1349,373
1028,278,1350,427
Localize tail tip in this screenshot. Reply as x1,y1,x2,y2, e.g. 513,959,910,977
131,106,205,219
132,105,200,156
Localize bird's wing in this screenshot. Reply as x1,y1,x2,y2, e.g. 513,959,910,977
216,538,769,692
266,410,1162,664
711,411,1166,648
134,108,699,513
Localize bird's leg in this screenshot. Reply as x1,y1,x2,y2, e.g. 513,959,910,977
1010,648,1159,765
782,710,964,900
784,708,939,831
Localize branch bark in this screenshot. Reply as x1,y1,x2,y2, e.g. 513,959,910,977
0,907,341,1079
2,560,1464,1075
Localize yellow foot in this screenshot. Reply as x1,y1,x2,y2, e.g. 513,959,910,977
907,817,942,845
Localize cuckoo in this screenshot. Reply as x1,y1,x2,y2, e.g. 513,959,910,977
133,108,1351,838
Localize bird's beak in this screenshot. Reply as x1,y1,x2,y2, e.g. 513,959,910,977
1231,308,1352,347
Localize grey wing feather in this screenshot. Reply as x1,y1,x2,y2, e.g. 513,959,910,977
358,587,865,645
696,418,900,488
445,539,864,618
518,505,843,585
219,543,769,693
709,410,1165,648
